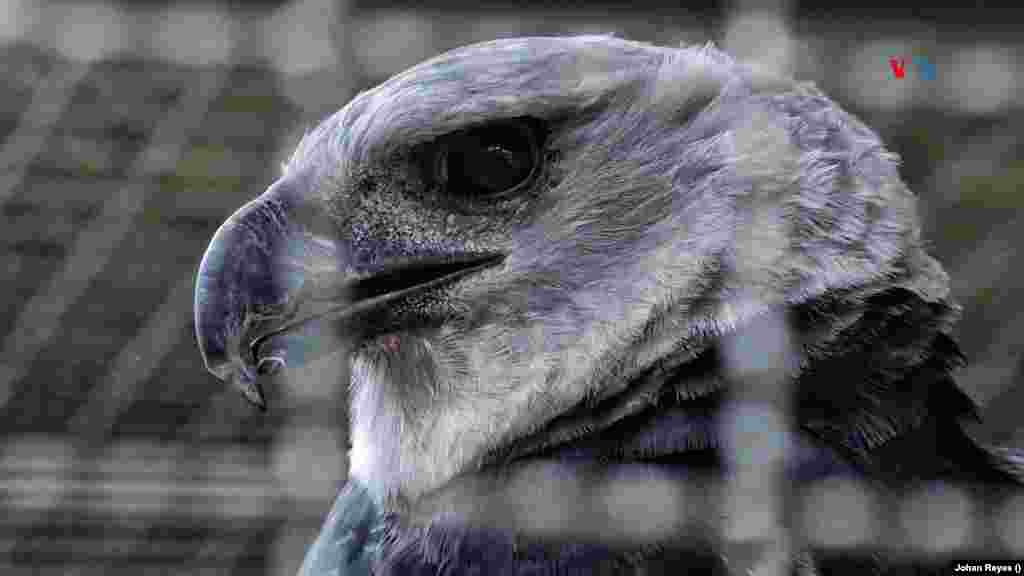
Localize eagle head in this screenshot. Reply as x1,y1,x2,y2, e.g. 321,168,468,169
195,36,1013,573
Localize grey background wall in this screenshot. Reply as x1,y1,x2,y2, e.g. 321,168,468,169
0,0,1021,574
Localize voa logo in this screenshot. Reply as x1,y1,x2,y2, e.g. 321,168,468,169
888,56,936,80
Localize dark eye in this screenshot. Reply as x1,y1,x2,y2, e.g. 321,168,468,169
432,119,541,199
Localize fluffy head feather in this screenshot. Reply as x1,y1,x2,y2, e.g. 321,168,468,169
282,36,943,505
194,35,1021,574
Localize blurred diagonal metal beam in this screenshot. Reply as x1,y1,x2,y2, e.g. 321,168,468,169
0,69,228,409
66,272,196,441
0,60,91,204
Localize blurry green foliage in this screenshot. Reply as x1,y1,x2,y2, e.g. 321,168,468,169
215,92,281,115
941,160,1024,248
955,162,1024,212
74,156,107,178
166,144,243,188
137,145,244,225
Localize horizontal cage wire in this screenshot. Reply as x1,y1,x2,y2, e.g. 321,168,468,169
0,1,1022,574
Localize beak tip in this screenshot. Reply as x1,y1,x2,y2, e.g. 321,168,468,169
243,381,268,412
227,365,269,412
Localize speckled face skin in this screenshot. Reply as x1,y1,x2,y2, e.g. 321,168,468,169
195,35,1023,575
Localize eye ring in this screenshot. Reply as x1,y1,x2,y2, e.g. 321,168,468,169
430,118,542,201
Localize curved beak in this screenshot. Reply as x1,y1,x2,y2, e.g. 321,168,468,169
195,192,295,410
194,175,505,411
194,173,353,410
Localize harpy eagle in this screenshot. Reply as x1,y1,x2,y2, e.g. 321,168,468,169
193,36,1024,574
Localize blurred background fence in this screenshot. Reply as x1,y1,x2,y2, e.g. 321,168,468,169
0,0,1021,574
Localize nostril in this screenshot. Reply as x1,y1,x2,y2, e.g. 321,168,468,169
257,356,287,376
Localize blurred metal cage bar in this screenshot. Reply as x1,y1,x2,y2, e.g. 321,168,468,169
0,0,1022,574
0,1,348,573
0,60,91,206
1,65,228,403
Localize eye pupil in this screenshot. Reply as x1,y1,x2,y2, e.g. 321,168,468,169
467,145,527,193
434,120,540,199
